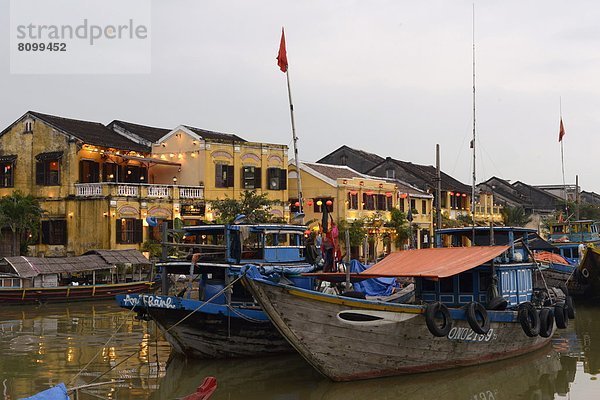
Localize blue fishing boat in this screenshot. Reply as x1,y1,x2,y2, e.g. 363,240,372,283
117,223,315,358
548,220,600,260
243,239,573,381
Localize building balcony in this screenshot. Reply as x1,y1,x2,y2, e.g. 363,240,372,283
75,183,204,200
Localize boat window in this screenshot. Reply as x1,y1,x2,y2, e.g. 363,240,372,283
479,270,491,292
338,312,384,322
439,277,454,293
421,278,436,291
458,272,473,292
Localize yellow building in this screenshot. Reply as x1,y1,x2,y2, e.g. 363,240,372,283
148,125,288,222
288,162,434,259
0,111,288,256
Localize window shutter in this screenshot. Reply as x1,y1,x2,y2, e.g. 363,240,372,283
134,219,143,243
226,165,234,187
79,160,84,182
115,219,123,244
60,220,67,245
91,162,100,182
279,169,287,190
254,167,262,189
36,162,44,185
41,221,50,244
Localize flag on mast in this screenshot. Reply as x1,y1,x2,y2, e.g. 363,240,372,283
559,118,565,142
277,28,288,73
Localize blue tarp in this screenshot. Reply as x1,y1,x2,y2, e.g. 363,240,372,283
350,260,398,297
22,383,70,400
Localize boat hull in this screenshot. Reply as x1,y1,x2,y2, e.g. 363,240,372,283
244,276,554,381
117,294,291,358
0,281,154,305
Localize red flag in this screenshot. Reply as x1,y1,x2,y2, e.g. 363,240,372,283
559,118,565,142
277,28,288,73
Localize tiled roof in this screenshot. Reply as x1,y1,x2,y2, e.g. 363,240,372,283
384,159,471,193
108,120,170,143
303,162,363,180
316,145,384,166
28,111,149,152
184,125,246,142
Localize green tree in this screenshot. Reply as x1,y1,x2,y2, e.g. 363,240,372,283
0,191,44,256
501,205,531,227
210,190,283,224
385,208,410,248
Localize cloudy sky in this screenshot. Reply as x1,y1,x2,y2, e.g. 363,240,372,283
2,0,599,192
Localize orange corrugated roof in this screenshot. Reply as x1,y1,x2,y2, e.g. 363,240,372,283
360,246,510,278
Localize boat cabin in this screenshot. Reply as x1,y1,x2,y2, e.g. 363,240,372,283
548,220,600,244
417,264,533,307
361,245,535,308
157,223,311,303
181,224,307,265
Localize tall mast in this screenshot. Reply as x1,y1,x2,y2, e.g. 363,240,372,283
471,4,477,244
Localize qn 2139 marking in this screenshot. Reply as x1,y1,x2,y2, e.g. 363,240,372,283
447,327,496,342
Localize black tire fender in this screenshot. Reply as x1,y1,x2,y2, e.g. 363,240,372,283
466,302,490,334
518,302,540,337
554,303,568,329
425,302,453,337
566,296,575,319
487,295,508,310
539,307,555,338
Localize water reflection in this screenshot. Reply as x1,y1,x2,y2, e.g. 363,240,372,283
0,302,598,399
154,348,576,400
0,301,171,399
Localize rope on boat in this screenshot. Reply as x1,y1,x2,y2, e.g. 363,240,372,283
225,304,266,323
164,273,245,333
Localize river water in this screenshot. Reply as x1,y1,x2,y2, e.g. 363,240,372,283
0,300,598,399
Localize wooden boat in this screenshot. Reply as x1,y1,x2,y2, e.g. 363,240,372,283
0,249,154,304
117,223,315,358
243,244,570,381
182,377,217,400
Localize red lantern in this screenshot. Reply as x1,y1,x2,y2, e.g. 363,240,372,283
455,192,461,197
294,201,300,207
400,193,408,199
462,193,467,197
326,200,332,206
385,192,393,197
307,200,313,206
449,192,454,196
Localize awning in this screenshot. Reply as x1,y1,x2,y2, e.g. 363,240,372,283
104,151,181,166
35,151,63,161
359,246,510,279
2,249,150,278
0,154,17,162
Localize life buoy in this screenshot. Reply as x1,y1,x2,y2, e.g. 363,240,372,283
581,268,590,279
538,307,555,338
518,302,540,337
425,302,453,337
566,296,575,319
466,302,490,334
554,303,568,329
